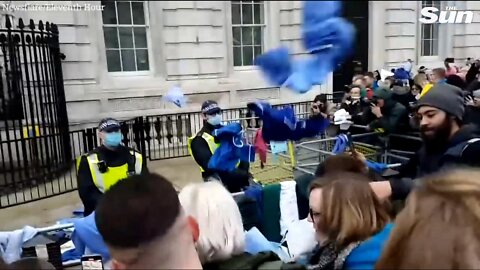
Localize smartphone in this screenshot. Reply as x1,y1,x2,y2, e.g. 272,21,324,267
81,255,104,270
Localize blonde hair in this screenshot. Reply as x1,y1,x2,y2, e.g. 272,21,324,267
178,181,245,263
310,172,390,250
376,169,480,269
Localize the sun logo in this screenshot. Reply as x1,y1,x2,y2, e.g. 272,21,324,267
419,6,474,24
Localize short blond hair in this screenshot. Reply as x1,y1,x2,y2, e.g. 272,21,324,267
178,181,245,263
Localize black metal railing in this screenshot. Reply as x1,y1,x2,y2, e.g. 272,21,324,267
82,100,315,160
0,98,314,207
0,17,326,209
0,17,70,208
141,101,311,160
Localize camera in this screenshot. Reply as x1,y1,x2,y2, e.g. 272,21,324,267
97,160,108,173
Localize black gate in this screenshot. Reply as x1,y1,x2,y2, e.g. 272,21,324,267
332,0,369,92
0,17,72,208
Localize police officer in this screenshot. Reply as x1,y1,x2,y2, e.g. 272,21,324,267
76,118,147,216
187,100,250,192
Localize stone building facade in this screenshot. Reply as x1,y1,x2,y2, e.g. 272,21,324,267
2,0,479,128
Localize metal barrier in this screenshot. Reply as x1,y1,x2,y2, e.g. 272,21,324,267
0,74,419,208
244,127,296,185
294,132,421,176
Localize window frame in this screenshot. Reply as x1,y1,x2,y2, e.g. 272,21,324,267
101,0,152,77
418,0,441,61
230,1,267,70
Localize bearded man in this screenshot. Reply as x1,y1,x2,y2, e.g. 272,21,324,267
369,83,480,201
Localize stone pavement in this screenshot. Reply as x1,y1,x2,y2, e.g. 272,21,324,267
0,157,201,231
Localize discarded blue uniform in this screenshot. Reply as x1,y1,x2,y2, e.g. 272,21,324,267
61,212,110,262
163,86,187,108
208,123,255,172
255,1,356,93
247,101,330,142
332,134,349,154
366,160,389,174
331,134,391,173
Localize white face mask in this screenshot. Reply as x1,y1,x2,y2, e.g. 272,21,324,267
206,114,222,126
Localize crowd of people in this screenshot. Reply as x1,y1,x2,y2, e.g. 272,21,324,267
4,56,480,269
85,167,480,270
88,57,480,269
55,57,479,270
314,58,480,135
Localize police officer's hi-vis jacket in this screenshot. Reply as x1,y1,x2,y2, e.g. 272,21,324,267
187,122,249,193
76,145,147,216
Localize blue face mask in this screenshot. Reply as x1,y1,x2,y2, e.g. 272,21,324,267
104,132,122,148
207,114,222,126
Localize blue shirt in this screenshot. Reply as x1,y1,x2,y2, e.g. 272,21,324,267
344,223,394,270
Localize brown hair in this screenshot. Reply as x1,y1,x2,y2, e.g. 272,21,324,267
96,173,181,248
365,72,375,79
413,73,427,88
315,153,375,178
348,84,362,92
324,153,367,174
352,74,364,82
376,169,480,269
432,67,446,79
309,172,390,250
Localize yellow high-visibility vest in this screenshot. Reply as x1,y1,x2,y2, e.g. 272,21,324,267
187,132,239,173
76,151,143,193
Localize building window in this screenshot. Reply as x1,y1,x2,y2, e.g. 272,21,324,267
420,0,441,57
101,0,149,72
231,1,265,67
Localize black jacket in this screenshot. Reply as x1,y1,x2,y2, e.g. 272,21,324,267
76,145,148,217
390,125,480,200
340,100,371,125
465,79,480,94
465,106,480,128
369,98,408,134
392,92,417,113
190,122,250,192
465,63,480,86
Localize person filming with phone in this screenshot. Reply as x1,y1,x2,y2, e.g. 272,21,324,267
76,118,148,217
340,85,372,134
368,87,408,134
465,90,480,128
311,94,336,120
